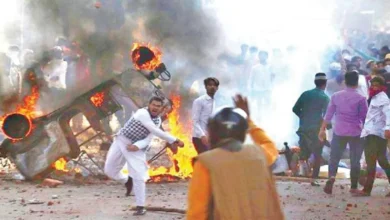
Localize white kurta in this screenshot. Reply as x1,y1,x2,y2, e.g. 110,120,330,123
104,106,177,206
105,135,152,182
361,91,390,139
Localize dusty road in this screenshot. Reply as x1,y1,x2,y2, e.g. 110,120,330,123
0,178,389,220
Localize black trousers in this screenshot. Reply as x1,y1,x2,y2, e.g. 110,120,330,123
363,135,390,193
297,130,324,179
192,137,209,154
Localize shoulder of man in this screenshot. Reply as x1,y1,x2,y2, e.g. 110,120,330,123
373,92,389,106
318,90,330,100
134,108,148,117
383,73,390,82
194,95,207,102
332,89,344,97
300,90,311,97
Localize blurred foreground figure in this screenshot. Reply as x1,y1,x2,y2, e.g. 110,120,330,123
186,95,283,220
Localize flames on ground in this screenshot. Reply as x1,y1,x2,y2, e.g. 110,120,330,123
148,95,198,181
52,158,81,174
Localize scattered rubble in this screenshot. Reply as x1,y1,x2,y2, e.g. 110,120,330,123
40,179,63,188
27,199,44,205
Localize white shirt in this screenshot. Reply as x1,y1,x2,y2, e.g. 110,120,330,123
357,75,369,99
192,94,215,138
43,59,68,89
248,63,272,91
361,91,390,139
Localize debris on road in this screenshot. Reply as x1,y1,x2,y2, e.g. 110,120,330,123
40,178,63,188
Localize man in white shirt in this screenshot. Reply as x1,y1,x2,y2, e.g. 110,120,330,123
43,47,68,90
240,46,258,91
192,77,219,154
104,96,184,215
355,77,390,197
248,51,273,117
347,64,368,99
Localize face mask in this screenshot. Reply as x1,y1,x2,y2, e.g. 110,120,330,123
385,65,390,73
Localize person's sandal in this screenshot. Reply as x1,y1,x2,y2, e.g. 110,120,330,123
324,178,335,194
352,190,370,197
133,206,147,216
311,181,320,187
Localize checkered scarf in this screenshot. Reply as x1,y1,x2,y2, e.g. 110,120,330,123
119,108,160,144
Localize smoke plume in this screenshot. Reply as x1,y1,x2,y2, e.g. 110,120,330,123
0,0,222,113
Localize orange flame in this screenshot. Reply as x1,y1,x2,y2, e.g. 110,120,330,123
131,42,162,71
90,92,105,107
52,158,81,173
53,158,68,172
0,86,40,140
148,95,198,180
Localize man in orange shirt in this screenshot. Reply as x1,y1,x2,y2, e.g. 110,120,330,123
186,94,283,220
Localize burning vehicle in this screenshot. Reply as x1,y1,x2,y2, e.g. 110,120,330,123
0,43,176,180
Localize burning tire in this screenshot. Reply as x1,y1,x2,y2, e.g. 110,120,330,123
1,113,32,140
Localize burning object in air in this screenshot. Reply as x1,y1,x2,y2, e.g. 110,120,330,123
131,43,171,81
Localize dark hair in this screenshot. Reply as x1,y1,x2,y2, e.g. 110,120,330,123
56,36,68,47
50,47,63,59
258,51,269,56
204,77,220,87
249,46,258,53
314,73,327,87
8,45,20,52
381,46,389,52
351,56,361,63
366,60,375,69
164,98,173,107
370,76,385,86
377,61,384,66
346,63,358,71
149,96,164,104
345,71,359,87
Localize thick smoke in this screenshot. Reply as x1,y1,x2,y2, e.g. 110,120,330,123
0,0,222,113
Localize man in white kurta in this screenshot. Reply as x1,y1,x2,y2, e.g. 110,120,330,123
104,96,183,216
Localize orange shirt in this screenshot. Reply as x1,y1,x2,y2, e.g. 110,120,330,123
186,119,279,220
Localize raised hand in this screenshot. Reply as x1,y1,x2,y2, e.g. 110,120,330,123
233,94,250,118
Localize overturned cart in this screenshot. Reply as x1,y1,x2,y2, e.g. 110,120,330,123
0,69,169,180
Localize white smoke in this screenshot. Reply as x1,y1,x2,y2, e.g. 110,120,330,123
0,0,383,148
209,0,341,147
